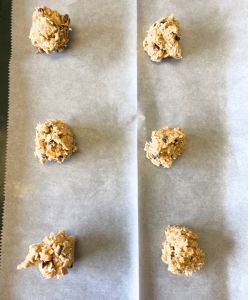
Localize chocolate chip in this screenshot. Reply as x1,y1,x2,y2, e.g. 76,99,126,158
49,140,56,145
175,36,180,41
152,153,160,159
174,138,179,143
56,245,63,255
38,48,45,53
58,156,64,162
64,14,69,22
41,261,49,268
162,137,168,143
153,43,160,50
60,25,64,30
69,264,73,268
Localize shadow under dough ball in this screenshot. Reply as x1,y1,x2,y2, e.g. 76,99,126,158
143,15,182,62
29,6,71,53
35,119,77,164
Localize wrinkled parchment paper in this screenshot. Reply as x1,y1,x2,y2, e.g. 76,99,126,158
0,0,247,299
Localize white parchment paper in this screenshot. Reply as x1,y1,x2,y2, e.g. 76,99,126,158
138,1,247,299
1,1,138,299
0,0,247,299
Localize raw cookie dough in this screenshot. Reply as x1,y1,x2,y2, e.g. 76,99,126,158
17,231,75,279
161,225,205,276
35,119,77,164
29,6,71,53
143,15,182,62
144,127,185,168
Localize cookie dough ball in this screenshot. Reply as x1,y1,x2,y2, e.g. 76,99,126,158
17,231,75,279
35,119,77,164
143,15,182,62
29,6,71,53
144,127,185,168
161,226,205,276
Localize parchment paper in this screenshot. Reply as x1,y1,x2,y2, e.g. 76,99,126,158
0,1,138,299
0,0,247,299
138,1,247,299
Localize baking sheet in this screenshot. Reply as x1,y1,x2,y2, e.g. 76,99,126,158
0,0,248,299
